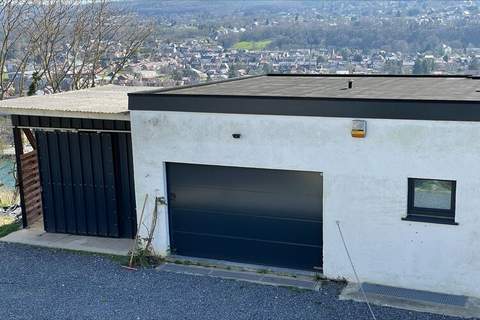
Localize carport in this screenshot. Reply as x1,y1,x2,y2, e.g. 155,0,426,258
0,85,147,241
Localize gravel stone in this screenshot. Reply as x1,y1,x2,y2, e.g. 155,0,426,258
0,242,474,320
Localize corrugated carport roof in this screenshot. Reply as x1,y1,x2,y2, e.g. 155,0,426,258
0,85,150,120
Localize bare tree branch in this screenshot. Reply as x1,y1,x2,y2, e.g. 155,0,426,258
108,17,154,84
1,0,152,96
0,0,32,99
30,0,80,93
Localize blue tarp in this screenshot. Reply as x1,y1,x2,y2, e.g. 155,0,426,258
0,157,15,189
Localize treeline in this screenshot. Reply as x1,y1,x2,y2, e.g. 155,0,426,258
0,0,153,99
219,18,480,53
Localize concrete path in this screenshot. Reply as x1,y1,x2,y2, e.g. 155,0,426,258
0,227,133,256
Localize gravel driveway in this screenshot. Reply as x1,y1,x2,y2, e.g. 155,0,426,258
0,242,472,320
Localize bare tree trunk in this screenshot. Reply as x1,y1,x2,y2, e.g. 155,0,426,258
0,0,32,99
18,60,27,97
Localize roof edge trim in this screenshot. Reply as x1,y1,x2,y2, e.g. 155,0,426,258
128,94,480,122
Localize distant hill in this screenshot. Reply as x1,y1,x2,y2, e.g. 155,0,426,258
124,0,478,19
122,0,480,53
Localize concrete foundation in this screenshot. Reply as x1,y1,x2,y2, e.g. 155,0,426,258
340,283,480,319
0,227,133,256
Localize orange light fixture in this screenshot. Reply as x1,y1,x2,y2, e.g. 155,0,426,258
351,120,366,138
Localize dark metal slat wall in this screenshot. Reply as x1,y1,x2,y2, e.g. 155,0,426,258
12,115,136,239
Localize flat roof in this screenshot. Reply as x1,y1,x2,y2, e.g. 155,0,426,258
128,75,480,122
0,85,150,120
145,74,480,102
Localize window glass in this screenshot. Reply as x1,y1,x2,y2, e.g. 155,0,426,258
413,179,452,210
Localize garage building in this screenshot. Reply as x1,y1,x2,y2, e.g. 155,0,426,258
128,74,480,299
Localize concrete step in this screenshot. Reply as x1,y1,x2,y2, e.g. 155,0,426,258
0,228,133,256
340,282,480,319
361,282,468,307
157,263,320,291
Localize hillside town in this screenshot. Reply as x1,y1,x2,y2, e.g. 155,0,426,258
113,42,480,88
5,41,480,94
2,0,480,93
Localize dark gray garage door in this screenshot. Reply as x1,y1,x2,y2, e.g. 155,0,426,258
167,163,323,270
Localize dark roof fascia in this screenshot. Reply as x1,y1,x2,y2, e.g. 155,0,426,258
11,114,131,130
128,94,480,122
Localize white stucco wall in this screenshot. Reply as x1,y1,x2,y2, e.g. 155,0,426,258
130,110,480,298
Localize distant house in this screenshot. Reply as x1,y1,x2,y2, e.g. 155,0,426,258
190,68,208,81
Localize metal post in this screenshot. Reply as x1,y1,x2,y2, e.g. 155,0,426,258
13,126,27,228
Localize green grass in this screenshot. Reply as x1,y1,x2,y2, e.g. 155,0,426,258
233,40,272,51
0,216,20,238
314,273,324,281
129,248,164,268
279,285,310,293
0,188,16,207
256,268,268,274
